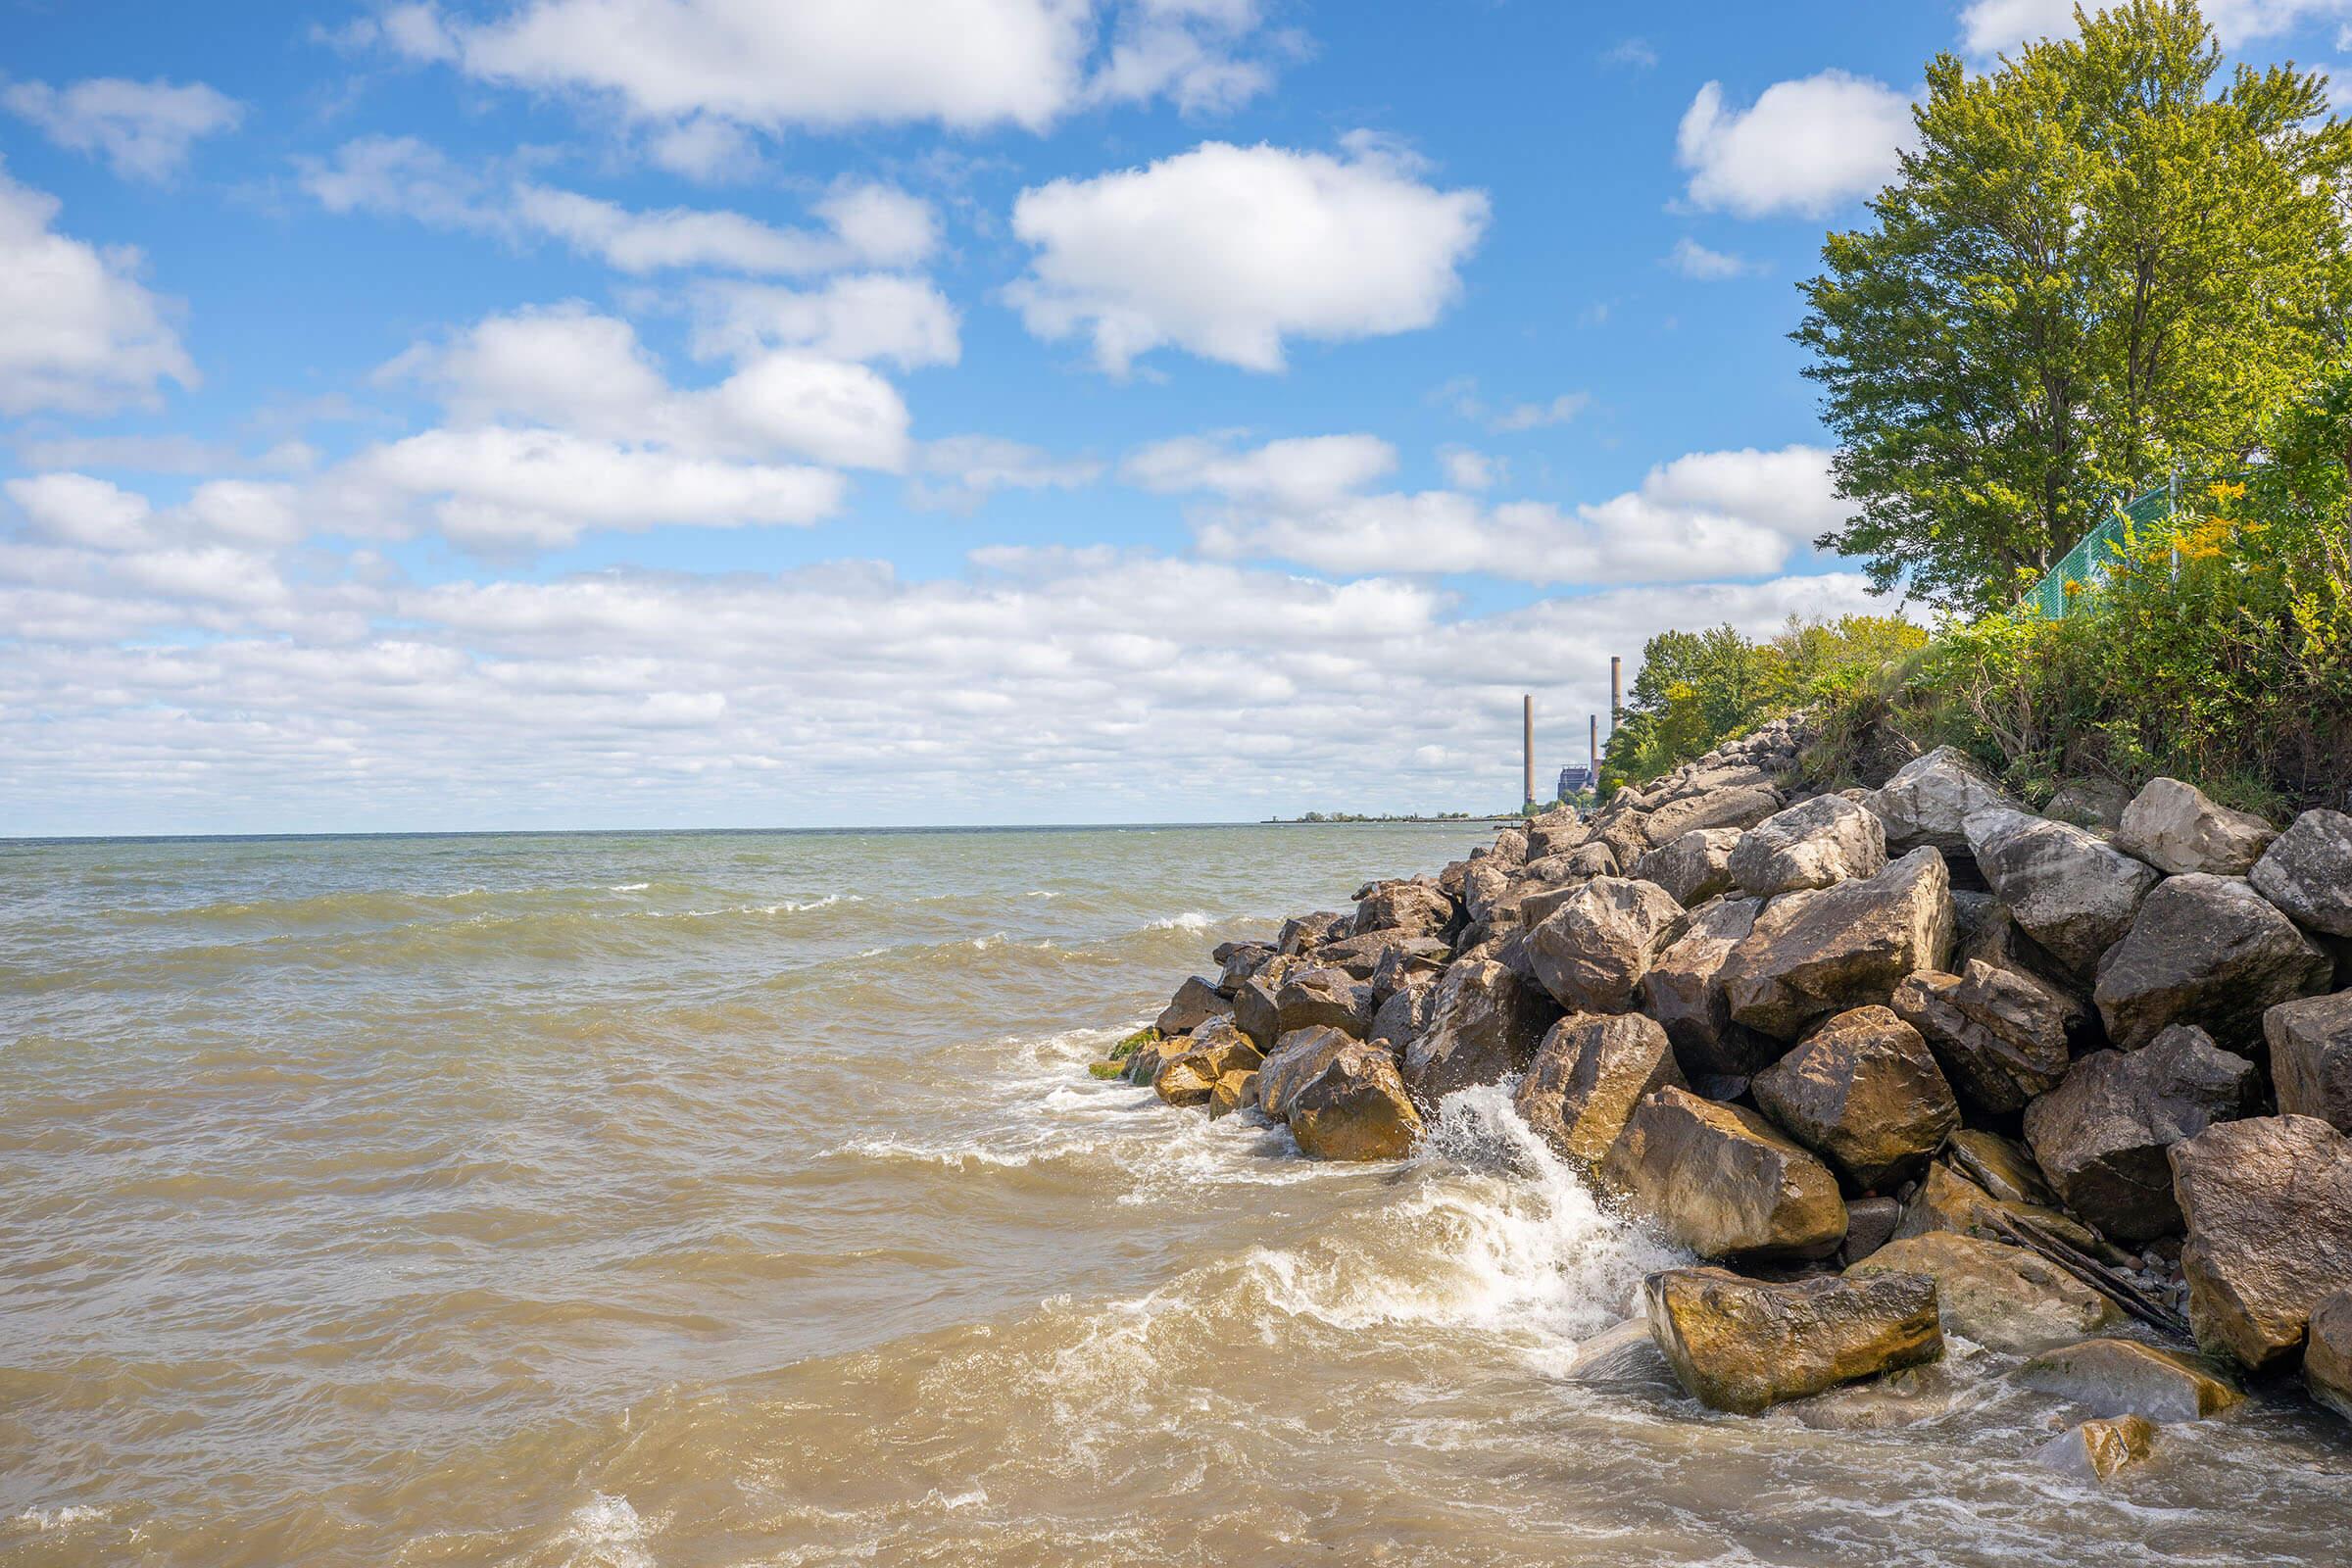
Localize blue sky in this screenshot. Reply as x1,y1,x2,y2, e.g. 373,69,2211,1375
3,0,2347,835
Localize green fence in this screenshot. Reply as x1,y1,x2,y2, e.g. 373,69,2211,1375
2020,484,2177,619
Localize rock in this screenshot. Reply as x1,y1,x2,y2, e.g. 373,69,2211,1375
2168,1114,2352,1370
1314,930,1447,986
1352,878,1454,938
1633,828,1741,906
1566,1316,1671,1385
1644,784,1785,846
1864,746,2016,857
2249,809,2352,937
2036,1415,2157,1481
2116,777,2278,876
2018,1338,2243,1422
1602,1087,1848,1262
1848,1233,2123,1352
1890,961,2073,1115
1403,957,1557,1102
1841,1196,1904,1263
1512,1011,1686,1169
1151,1019,1263,1105
1526,877,1687,1014
1730,795,1888,898
1554,841,1622,881
1973,810,2163,977
2022,1025,2260,1243
1153,975,1233,1036
1751,1005,1960,1190
1461,860,1515,926
1215,942,1276,992
2306,1290,2352,1423
1892,1160,2116,1261
1207,1068,1258,1120
1254,1026,1360,1120
1367,937,1450,998
2045,777,2133,833
2266,991,2352,1132
1285,1040,1424,1160
1641,896,1777,1090
1948,1128,2057,1206
1276,910,1351,956
1590,811,1654,876
1721,848,1955,1040
1121,1031,1180,1086
1230,955,1301,1049
1488,826,1530,866
2093,874,2332,1050
1643,1265,1943,1415
1272,966,1378,1039
1366,979,1436,1052
1526,811,1590,860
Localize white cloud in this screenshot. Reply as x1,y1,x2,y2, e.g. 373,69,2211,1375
1006,138,1489,373
1961,0,2352,53
2,76,243,180
1677,71,1915,219
1602,37,1658,70
7,472,157,550
909,435,1102,510
0,163,194,415
645,115,763,181
1667,237,1762,280
685,274,960,368
1489,392,1591,433
1439,447,1501,491
1123,432,1398,510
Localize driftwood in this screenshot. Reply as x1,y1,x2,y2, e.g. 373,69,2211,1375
1979,1208,2196,1346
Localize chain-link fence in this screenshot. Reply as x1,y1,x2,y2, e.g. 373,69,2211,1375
2020,485,2176,618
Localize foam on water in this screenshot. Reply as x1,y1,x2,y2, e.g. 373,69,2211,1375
555,1494,656,1568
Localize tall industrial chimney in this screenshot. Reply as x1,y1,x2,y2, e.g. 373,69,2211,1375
1610,656,1623,729
1589,712,1598,793
1522,694,1535,810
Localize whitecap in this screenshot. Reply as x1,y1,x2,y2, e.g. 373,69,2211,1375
558,1493,655,1568
1147,911,1215,931
13,1506,105,1531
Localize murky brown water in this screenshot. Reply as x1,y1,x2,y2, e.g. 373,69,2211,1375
3,824,2347,1566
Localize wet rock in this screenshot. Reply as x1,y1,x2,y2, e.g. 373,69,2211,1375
1729,795,1887,898
2092,874,2332,1051
1634,828,1741,907
1892,1160,2115,1261
1206,1067,1258,1120
1276,910,1351,956
2018,1338,2243,1422
1641,895,1778,1091
2036,1414,2156,1481
1891,960,2074,1115
2116,777,2278,876
2022,1026,2260,1243
1567,1316,1671,1386
2168,1114,2352,1370
1511,1011,1685,1170
1863,747,2017,857
1255,1026,1359,1120
1644,785,1785,846
1152,1019,1264,1106
2266,991,2352,1132
2046,777,2133,833
1366,978,1436,1053
1285,1040,1423,1161
1972,810,2163,978
2306,1291,2352,1423
1153,975,1233,1036
1272,966,1378,1040
1527,877,1688,1014
1751,1005,1959,1191
1602,1087,1847,1262
1841,1196,1903,1264
1352,877,1454,938
1403,957,1556,1102
1849,1233,2123,1352
1947,1129,2057,1207
1643,1265,1942,1415
1721,848,1955,1040
2249,809,2352,937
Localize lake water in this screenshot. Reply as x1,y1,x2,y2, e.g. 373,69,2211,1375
2,824,2346,1566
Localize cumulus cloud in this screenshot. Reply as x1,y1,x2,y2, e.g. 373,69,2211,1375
2,76,243,180
1439,447,1501,491
908,435,1102,511
1006,137,1489,373
683,274,960,368
1960,0,2352,53
0,163,195,415
1122,431,1397,510
1677,71,1916,219
1667,237,1762,280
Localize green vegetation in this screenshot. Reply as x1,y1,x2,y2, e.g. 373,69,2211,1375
1108,1027,1157,1060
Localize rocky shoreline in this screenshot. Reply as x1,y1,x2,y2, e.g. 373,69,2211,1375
1097,719,2352,1476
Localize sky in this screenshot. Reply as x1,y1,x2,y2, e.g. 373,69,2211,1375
4,0,2351,836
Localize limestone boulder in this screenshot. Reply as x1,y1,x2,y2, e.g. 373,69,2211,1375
2045,777,2133,833
1634,828,1741,907
1487,826,1530,866
1368,937,1450,999
1284,1041,1424,1161
1152,1019,1263,1106
1230,955,1302,1049
1972,809,2163,978
1751,1005,1959,1191
1863,746,2016,857
1511,1011,1685,1170
1272,965,1378,1040
2265,991,2352,1132
1206,1068,1258,1121
1526,811,1590,860
1601,1087,1847,1262
1215,941,1276,992
1720,848,1955,1040
2036,1415,2156,1482
1351,877,1454,938
1729,795,1887,898
2168,1114,2352,1370
1254,1026,1359,1120
1644,784,1784,846
1153,975,1233,1036
1890,960,2073,1115
1403,957,1556,1102
2249,808,2352,938
2093,874,2332,1050
1461,860,1515,926
2116,776,2278,876
1892,1160,2117,1262
2018,1338,2243,1422
1315,930,1448,987
1641,895,1778,1092
1366,978,1436,1053
2022,1025,2260,1243
1556,841,1622,881
1848,1233,2123,1352
1527,876,1688,1014
1591,812,1653,877
2306,1291,2352,1423
1276,910,1350,956
1643,1265,1942,1415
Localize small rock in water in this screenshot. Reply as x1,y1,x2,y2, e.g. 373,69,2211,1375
2018,1338,2242,1423
1849,1233,2122,1354
2307,1291,2352,1424
1643,1265,1943,1415
2036,1414,2157,1481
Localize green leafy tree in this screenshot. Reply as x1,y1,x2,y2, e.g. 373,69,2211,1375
1795,0,2352,612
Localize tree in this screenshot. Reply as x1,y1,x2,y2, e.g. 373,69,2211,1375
1795,0,2352,613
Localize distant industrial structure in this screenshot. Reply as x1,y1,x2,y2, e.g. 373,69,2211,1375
1516,676,1611,811
1556,764,1592,799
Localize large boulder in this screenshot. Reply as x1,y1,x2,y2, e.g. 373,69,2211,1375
1526,877,1687,1014
1526,810,1589,859
1367,937,1450,998
1403,957,1556,1102
1643,1265,1942,1415
1643,784,1784,846
1863,747,2016,857
1255,1026,1359,1120
2168,1114,2352,1370
2045,777,2133,833
1601,1087,1847,1262
1512,1011,1685,1170
1729,795,1887,898
1215,941,1276,992
1312,930,1446,984
1352,878,1454,938
2022,1025,2260,1243
1153,975,1233,1036
1590,811,1653,875
1751,1005,1959,1191
1366,978,1436,1053
1461,860,1516,926
2092,874,2332,1051
1971,809,2163,977
1641,896,1778,1092
1276,910,1350,956
1891,1159,2115,1262
1152,1019,1263,1105
1285,1041,1424,1160
1890,960,2073,1115
2115,776,2278,876
2307,1290,2352,1423
1846,1232,2122,1352
2035,1415,2156,1483
1633,828,1741,907
2249,808,2352,938
1230,955,1302,1048
1272,966,1378,1039
2017,1338,2243,1423
1720,848,1955,1040
2266,991,2352,1132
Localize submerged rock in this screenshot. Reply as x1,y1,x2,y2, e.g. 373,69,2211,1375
1972,810,2162,978
1643,1265,1942,1415
1284,1041,1423,1161
2036,1415,2157,1482
1566,1316,1671,1385
2265,991,2352,1133
2092,874,2331,1051
2249,808,2352,938
1750,1005,1959,1191
1511,1011,1685,1170
1848,1233,2122,1353
1526,876,1687,1014
2168,1114,2352,1370
1729,794,1887,898
2017,1338,2243,1423
2307,1291,2352,1423
1403,957,1555,1102
1720,848,1955,1040
1890,960,2072,1115
1602,1087,1847,1262
2115,777,2278,877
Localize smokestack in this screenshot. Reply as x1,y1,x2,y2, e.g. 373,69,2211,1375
1590,712,1598,791
1522,694,1535,810
1610,656,1623,730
